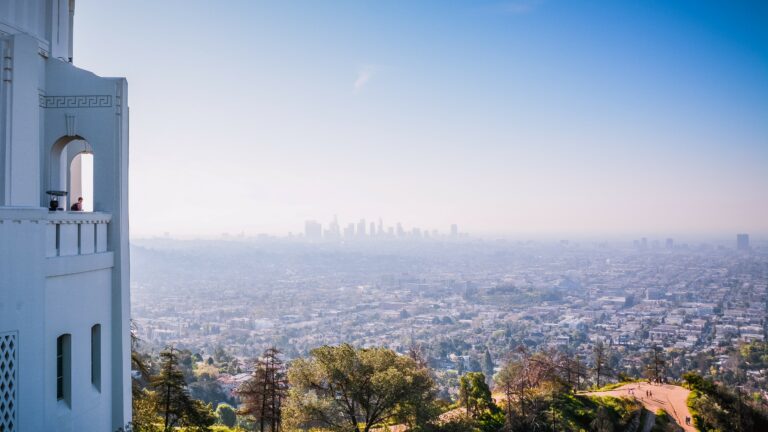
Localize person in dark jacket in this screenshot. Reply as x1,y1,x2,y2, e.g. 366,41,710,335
70,197,83,211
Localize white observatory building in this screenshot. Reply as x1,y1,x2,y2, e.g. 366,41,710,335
0,1,131,431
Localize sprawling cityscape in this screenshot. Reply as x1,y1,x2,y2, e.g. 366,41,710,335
131,231,766,403
4,1,765,430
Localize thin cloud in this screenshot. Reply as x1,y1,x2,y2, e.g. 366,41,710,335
354,66,376,92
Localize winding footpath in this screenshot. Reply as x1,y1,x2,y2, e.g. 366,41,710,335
581,382,696,431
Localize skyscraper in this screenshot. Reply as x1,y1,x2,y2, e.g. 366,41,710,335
736,233,750,251
344,223,356,238
0,2,132,430
357,219,367,238
325,215,341,240
305,220,322,240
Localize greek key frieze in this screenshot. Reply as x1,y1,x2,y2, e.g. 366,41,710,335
39,95,113,108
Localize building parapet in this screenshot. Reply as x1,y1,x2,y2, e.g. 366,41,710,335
43,211,112,257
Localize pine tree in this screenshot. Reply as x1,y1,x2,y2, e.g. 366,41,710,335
150,346,215,432
458,372,492,418
495,346,559,430
152,347,188,431
593,341,612,388
238,347,288,432
552,350,586,391
645,345,666,384
482,348,495,383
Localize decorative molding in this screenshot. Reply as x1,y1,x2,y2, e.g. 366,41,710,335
115,84,123,116
65,113,76,136
0,331,17,432
3,50,12,83
39,95,112,108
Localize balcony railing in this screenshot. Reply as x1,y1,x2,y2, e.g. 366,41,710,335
46,212,111,258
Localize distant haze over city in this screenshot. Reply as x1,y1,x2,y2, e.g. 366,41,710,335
72,1,767,237
3,2,768,431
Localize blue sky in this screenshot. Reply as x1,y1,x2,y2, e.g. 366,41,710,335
74,0,768,238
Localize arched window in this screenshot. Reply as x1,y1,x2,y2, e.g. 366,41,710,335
48,136,95,212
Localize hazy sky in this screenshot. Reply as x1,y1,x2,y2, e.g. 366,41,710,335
74,0,768,238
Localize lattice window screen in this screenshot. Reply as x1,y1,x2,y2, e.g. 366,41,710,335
0,332,17,432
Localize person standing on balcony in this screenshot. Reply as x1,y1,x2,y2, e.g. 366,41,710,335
70,197,84,211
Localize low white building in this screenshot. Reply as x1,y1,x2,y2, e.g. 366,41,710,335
0,1,131,431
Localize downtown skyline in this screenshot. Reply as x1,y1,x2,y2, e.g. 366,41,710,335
72,0,768,237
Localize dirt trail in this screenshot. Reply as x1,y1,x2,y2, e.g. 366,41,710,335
582,382,695,431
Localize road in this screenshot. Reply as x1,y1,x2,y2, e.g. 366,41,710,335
582,382,696,431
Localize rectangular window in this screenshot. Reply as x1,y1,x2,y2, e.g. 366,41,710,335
56,337,62,399
77,223,82,255
56,334,71,405
91,324,101,391
55,224,61,256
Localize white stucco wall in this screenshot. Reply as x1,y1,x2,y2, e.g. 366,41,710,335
0,2,131,430
0,212,47,432
44,268,112,432
0,0,74,61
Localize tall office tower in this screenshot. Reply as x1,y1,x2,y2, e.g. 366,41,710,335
304,220,322,240
357,219,367,237
378,218,383,236
344,223,356,238
450,224,458,237
396,222,405,237
736,233,750,251
325,215,341,240
369,222,376,237
640,237,648,250
0,2,132,430
665,238,674,249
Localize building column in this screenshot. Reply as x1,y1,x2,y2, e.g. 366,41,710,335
1,34,41,207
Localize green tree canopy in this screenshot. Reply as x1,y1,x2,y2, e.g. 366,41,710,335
458,372,493,418
283,344,436,432
215,403,237,428
150,347,216,432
